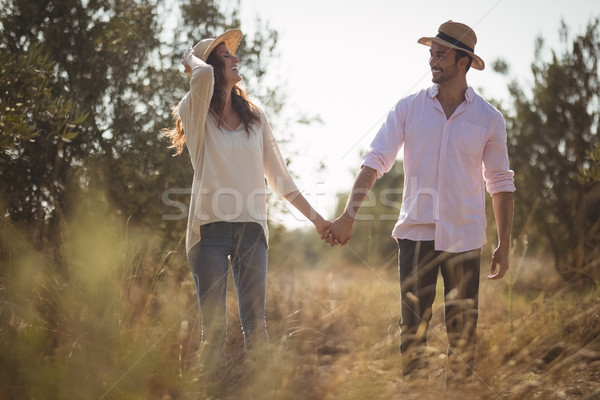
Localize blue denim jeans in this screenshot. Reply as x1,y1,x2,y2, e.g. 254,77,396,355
397,239,480,383
187,222,269,365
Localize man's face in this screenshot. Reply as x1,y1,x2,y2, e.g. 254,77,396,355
429,42,461,84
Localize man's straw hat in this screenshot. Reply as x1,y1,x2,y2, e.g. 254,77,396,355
418,21,485,70
193,28,242,62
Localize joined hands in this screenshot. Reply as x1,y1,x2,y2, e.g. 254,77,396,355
320,213,355,247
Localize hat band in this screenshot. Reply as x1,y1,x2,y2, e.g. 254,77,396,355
436,31,474,53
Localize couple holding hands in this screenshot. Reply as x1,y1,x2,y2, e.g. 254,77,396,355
163,20,515,384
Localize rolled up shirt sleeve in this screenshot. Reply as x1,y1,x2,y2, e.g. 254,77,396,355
483,114,516,195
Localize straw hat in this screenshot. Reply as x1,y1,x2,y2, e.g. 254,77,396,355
193,28,242,62
418,21,485,70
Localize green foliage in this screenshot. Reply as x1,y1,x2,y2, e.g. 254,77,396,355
502,18,600,283
1,0,165,245
0,44,87,150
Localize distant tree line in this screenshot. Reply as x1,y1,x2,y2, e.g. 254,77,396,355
498,19,600,284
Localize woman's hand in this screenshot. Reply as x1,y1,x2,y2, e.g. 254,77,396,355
313,216,332,236
182,47,201,78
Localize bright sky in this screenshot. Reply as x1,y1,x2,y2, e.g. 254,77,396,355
234,0,600,226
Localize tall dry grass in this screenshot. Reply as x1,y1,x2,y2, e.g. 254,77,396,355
2,202,600,399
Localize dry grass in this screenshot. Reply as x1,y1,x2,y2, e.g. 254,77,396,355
2,212,600,400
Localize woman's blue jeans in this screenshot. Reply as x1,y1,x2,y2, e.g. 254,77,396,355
187,222,269,365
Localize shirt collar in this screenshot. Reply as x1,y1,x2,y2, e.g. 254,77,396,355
429,85,476,103
465,87,475,103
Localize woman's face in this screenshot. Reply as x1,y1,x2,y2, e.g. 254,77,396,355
214,43,241,86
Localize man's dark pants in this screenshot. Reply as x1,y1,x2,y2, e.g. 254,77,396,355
397,239,481,382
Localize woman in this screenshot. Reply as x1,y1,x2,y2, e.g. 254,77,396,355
163,29,329,369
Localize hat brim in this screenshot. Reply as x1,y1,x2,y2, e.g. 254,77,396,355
195,29,243,62
418,36,485,70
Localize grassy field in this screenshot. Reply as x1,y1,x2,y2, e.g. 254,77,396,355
2,212,600,400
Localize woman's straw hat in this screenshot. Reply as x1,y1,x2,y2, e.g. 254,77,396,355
418,21,485,70
193,28,242,62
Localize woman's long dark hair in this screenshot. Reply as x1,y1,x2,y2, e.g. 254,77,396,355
163,43,261,155
206,45,260,133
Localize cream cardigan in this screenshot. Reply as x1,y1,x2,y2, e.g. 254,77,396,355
178,63,298,255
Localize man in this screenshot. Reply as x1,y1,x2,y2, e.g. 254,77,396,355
323,21,515,384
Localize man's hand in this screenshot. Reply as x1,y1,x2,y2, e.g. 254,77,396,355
488,244,509,279
488,192,514,280
321,166,377,247
321,213,354,246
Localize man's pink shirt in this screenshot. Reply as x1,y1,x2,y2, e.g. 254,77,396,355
362,85,516,253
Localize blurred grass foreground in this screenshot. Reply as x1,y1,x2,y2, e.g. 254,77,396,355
1,192,600,400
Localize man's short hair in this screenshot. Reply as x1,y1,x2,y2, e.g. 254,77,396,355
455,49,473,72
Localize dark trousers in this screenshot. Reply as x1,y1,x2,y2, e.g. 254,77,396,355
397,239,480,382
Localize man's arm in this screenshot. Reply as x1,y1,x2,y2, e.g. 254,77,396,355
488,191,514,279
322,166,378,246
